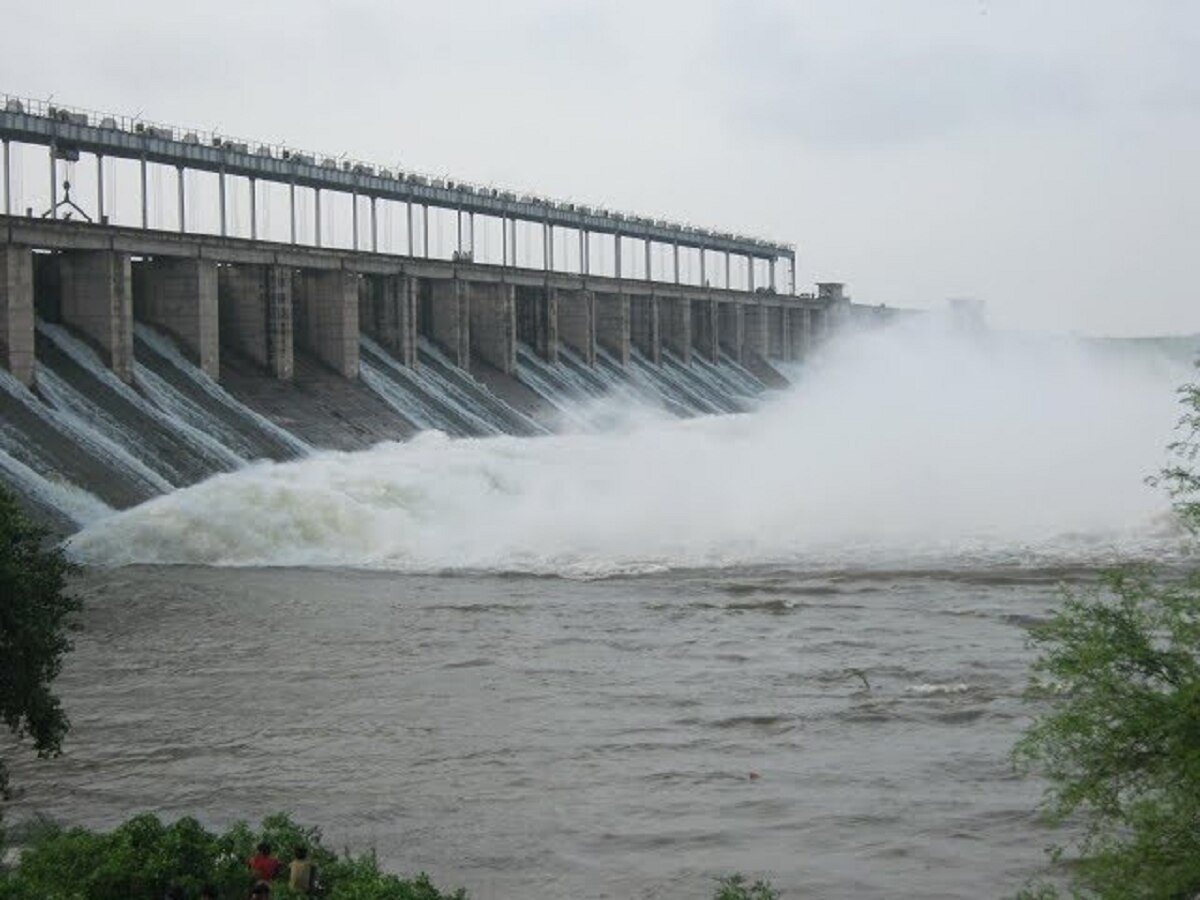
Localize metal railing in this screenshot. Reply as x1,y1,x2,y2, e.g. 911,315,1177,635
1,92,793,254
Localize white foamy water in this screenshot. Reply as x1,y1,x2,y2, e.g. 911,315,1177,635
68,319,1190,573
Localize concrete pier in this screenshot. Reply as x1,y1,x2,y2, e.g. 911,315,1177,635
630,295,660,364
718,302,745,364
0,246,34,385
744,304,768,361
595,292,630,366
135,258,219,378
294,269,359,379
360,274,417,367
556,287,595,365
766,306,786,360
691,298,719,364
218,264,294,380
661,296,691,365
59,250,133,382
469,281,516,374
515,286,557,363
430,277,470,368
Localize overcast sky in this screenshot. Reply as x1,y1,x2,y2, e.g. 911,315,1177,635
2,1,1197,335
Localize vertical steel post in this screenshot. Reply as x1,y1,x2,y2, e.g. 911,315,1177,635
644,238,651,281
469,211,475,259
96,154,104,222
1,140,9,216
579,229,586,275
371,196,378,253
406,201,414,257
501,216,507,266
352,191,359,251
314,188,322,247
673,242,680,284
790,251,797,294
289,180,296,244
700,248,706,286
140,155,148,229
511,218,518,267
49,151,57,220
250,177,257,240
219,167,227,237
770,257,777,292
546,222,553,271
456,207,462,257
177,166,185,233
615,232,622,279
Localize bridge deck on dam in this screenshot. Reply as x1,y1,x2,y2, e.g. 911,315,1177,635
0,215,839,392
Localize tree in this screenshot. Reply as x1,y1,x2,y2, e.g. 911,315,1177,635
0,486,80,803
1013,373,1200,898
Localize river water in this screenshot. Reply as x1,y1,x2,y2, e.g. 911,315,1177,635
4,319,1196,898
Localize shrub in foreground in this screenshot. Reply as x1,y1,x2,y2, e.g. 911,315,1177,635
0,812,465,900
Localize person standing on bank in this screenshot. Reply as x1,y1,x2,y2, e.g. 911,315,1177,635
289,844,316,894
248,841,283,882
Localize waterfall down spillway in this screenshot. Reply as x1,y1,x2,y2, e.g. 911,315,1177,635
360,336,546,437
0,323,312,525
513,342,773,429
1,315,786,528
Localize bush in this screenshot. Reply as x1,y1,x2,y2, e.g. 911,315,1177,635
0,813,466,900
0,486,80,802
1013,368,1200,898
713,873,780,900
1013,569,1200,898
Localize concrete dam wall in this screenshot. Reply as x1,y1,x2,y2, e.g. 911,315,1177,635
0,216,851,530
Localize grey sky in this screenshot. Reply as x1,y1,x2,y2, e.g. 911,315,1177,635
2,0,1197,335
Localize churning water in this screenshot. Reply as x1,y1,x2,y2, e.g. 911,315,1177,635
6,318,1197,899
68,319,1190,573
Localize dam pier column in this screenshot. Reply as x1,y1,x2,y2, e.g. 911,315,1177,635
135,258,219,378
743,304,768,361
661,296,691,364
469,280,517,374
59,250,133,382
780,306,795,361
691,298,719,364
294,269,359,379
218,264,294,380
718,302,745,364
430,276,470,368
0,246,34,386
595,291,630,366
364,274,418,367
515,286,557,363
556,287,595,365
630,294,660,364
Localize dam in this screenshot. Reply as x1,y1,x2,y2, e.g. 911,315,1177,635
0,94,855,527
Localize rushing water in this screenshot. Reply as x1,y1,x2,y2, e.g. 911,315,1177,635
3,318,1197,898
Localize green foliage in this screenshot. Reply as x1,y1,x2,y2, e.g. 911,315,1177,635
0,813,466,900
0,485,80,800
1013,372,1200,898
712,873,780,900
1013,570,1200,898
1149,374,1200,535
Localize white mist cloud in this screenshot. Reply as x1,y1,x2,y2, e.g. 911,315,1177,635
68,320,1189,575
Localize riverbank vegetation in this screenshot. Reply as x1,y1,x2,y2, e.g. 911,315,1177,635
0,812,466,900
0,487,79,813
1014,375,1200,898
